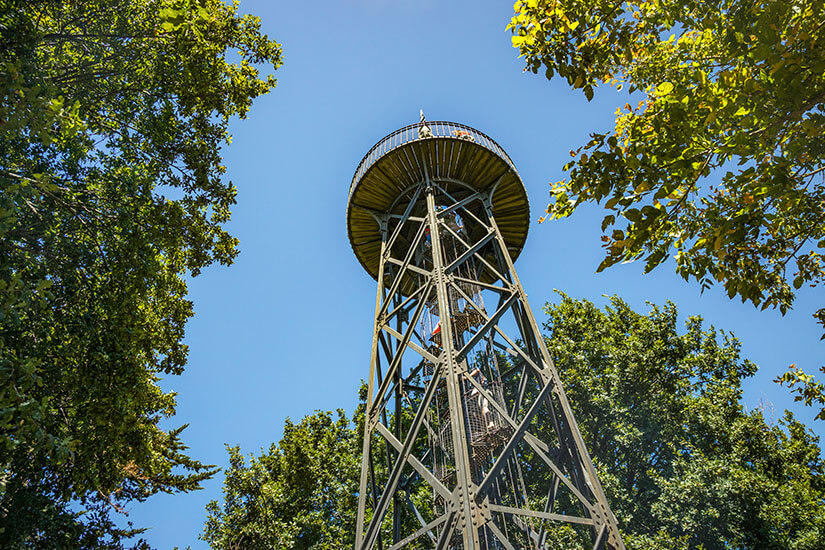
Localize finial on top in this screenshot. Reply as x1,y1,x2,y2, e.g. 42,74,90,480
418,110,433,139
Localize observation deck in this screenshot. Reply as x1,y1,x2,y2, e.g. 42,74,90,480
347,121,529,281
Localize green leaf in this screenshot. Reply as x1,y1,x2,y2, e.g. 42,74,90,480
601,214,615,231
714,233,724,251
624,208,641,222
656,82,674,95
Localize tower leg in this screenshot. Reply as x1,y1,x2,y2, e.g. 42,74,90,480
355,217,388,548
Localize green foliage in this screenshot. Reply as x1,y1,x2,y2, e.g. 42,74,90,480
777,364,825,421
508,0,825,413
0,0,281,546
202,411,360,550
203,298,825,549
544,294,825,549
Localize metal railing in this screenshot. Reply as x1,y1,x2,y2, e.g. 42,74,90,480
349,121,517,197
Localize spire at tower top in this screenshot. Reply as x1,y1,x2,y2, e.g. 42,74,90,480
418,110,433,139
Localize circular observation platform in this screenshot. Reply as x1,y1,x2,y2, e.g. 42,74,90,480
346,121,529,282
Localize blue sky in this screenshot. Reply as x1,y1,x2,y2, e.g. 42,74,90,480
128,1,824,547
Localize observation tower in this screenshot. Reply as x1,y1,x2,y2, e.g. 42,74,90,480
348,114,625,550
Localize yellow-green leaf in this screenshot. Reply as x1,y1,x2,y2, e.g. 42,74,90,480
656,82,674,95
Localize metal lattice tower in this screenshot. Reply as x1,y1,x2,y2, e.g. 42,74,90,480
347,117,625,550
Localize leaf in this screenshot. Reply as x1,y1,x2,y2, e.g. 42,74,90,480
601,214,616,230
644,248,667,272
714,234,724,252
656,82,674,95
624,208,641,222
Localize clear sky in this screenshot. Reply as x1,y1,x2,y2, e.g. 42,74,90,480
127,1,824,547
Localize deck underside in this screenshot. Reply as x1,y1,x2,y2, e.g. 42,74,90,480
347,137,529,283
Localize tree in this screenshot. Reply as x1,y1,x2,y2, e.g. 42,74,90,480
507,1,825,413
543,294,825,549
202,297,825,549
0,0,281,546
777,364,825,421
202,411,360,550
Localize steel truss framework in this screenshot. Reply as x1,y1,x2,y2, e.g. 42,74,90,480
355,174,625,550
